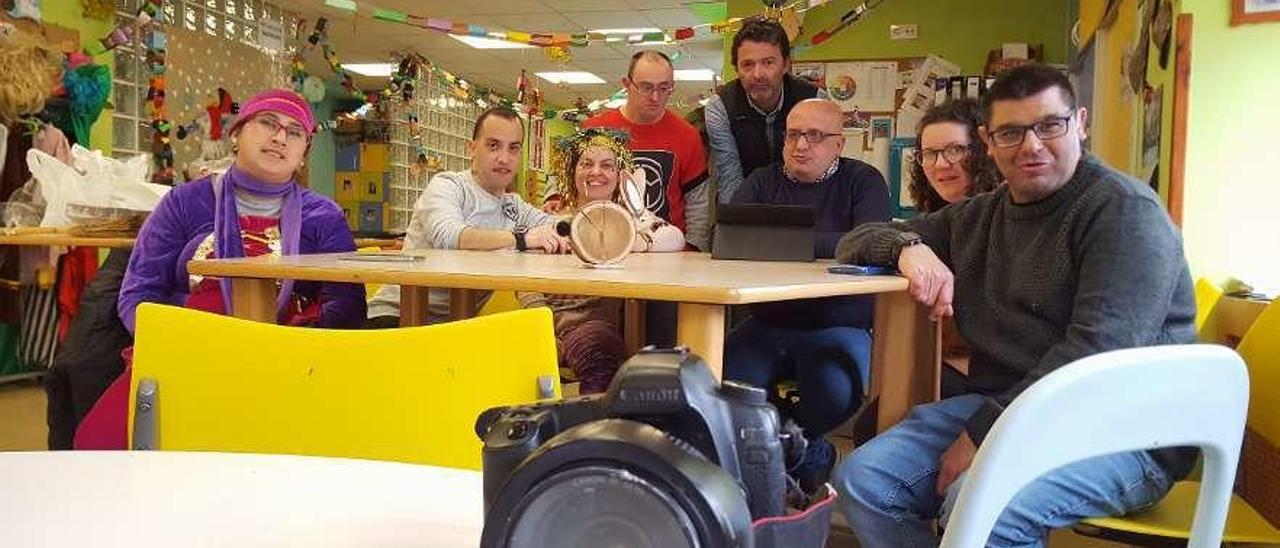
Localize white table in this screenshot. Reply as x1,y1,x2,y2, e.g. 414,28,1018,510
0,451,483,547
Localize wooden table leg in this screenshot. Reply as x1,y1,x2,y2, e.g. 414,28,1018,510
623,299,645,355
450,289,478,322
230,278,277,323
677,302,726,379
400,286,430,327
870,291,941,433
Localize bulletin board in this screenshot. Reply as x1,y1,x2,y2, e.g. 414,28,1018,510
791,55,961,219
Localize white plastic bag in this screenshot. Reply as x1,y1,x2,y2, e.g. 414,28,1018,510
26,145,169,227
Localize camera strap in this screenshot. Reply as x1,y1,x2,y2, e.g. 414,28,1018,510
751,486,839,548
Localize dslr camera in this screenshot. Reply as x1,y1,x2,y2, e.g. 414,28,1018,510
476,348,796,548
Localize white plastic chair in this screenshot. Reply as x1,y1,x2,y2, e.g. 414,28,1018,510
939,345,1249,548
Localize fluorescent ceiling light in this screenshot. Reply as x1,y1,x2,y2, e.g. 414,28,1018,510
342,63,394,77
450,34,533,49
674,69,716,81
590,27,662,34
535,71,606,85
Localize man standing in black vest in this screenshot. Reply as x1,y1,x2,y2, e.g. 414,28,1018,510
704,17,825,203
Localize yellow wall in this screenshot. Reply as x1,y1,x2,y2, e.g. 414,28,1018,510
1180,0,1280,285
40,3,116,151
1080,0,1180,200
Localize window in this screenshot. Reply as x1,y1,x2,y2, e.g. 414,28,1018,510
111,0,298,159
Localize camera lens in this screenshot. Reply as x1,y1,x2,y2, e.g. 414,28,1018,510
507,466,700,548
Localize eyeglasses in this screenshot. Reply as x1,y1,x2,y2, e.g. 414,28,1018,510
988,113,1074,148
253,115,309,145
784,130,842,144
629,81,675,97
916,144,970,166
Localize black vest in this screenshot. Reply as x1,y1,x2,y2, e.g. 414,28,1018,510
717,74,821,179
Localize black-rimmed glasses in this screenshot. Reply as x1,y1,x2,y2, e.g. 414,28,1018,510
916,144,970,166
988,113,1074,148
784,130,842,144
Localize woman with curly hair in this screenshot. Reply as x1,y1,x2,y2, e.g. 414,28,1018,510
909,98,1002,213
520,128,683,393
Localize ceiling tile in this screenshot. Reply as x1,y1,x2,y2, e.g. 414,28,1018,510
621,0,693,9
486,12,578,32
469,0,554,15
545,0,621,12
639,8,700,28
560,10,646,30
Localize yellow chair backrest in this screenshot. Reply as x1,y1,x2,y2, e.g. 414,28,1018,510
127,303,560,470
1194,278,1224,338
1236,298,1280,446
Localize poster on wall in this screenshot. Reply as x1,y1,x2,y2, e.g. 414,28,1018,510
791,62,826,88
825,61,899,113
1142,85,1163,173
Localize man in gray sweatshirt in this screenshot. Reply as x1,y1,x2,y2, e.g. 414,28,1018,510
831,64,1195,547
366,107,568,327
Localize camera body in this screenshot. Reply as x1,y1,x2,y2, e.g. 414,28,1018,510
478,348,789,543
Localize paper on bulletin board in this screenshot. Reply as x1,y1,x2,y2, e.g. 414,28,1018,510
894,84,933,138
914,55,961,90
826,61,899,113
842,129,870,163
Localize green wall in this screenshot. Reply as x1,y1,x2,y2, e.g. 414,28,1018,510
725,0,1071,76
307,96,337,197
1179,0,1280,286
40,3,116,151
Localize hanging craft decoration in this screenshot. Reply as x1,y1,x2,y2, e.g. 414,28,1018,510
81,0,113,20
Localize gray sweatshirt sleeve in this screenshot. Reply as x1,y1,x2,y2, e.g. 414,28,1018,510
704,96,745,204
835,205,955,266
515,196,554,228
413,173,470,250
682,177,711,251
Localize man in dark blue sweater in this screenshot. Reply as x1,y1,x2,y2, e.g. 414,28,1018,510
724,98,891,495
833,64,1195,547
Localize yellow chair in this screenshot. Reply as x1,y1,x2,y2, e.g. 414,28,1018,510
1194,278,1225,340
126,303,560,470
477,290,521,316
1079,299,1280,544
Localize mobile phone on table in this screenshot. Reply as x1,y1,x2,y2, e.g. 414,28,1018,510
827,264,894,276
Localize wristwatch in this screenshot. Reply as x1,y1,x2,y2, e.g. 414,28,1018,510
893,231,923,259
512,226,529,252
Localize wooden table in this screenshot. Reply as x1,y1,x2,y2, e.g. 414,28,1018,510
0,451,482,547
0,233,398,250
188,250,940,431
0,232,136,248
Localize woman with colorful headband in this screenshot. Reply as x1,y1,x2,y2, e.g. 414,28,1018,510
520,128,684,393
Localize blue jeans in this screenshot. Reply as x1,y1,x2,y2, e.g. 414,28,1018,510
723,319,872,435
833,394,1174,548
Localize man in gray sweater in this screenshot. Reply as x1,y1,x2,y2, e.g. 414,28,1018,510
366,107,567,327
831,64,1195,547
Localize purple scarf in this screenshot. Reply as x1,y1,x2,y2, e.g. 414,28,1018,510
211,165,303,322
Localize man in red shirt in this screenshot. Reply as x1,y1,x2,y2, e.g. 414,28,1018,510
581,50,710,252
577,50,710,347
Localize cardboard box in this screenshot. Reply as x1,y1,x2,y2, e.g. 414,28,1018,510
360,143,388,171
358,202,384,233
335,141,361,171
335,172,360,201
337,200,360,230
357,171,386,201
